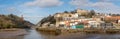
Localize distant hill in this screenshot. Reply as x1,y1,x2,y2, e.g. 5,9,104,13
0,14,34,29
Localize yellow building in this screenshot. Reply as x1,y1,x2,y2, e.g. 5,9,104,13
54,13,75,27
76,9,89,16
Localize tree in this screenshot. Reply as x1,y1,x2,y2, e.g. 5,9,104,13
64,11,69,13
90,10,95,15
0,14,34,29
8,14,20,19
71,11,76,14
109,13,112,16
89,10,96,18
116,14,120,16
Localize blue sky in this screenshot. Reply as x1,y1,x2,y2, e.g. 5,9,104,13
0,0,120,24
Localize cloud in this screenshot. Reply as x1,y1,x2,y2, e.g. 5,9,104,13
0,7,22,15
70,0,92,7
99,0,120,2
70,0,120,14
23,0,63,8
92,2,119,9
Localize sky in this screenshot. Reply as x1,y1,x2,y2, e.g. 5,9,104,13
0,0,120,24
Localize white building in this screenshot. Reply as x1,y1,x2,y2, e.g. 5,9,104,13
118,20,120,23
88,21,100,28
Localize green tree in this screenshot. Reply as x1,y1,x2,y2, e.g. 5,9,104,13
64,11,69,13
89,10,96,18
0,14,34,29
71,11,76,14
90,10,95,15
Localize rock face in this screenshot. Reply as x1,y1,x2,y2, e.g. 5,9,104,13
0,14,34,29
37,15,56,27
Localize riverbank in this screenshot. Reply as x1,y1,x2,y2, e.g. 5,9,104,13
36,27,120,35
0,28,28,38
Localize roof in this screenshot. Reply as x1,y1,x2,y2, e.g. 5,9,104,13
105,16,120,20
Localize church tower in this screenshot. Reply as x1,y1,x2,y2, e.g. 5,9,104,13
20,15,24,22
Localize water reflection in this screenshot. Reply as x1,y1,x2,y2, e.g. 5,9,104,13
25,30,120,39
0,29,120,39
24,29,57,39
55,33,120,39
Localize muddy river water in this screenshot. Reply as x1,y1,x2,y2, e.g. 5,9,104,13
1,29,120,39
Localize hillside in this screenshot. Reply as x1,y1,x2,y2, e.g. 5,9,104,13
0,14,34,29
37,15,56,26
37,9,95,27
37,9,120,27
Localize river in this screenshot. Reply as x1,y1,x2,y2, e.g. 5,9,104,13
23,29,57,39
1,29,120,39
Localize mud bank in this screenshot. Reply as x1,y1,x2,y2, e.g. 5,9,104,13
0,28,27,39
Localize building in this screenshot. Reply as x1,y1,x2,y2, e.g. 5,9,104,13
104,16,120,23
54,9,92,28
75,9,89,16
100,23,114,29
118,20,120,23
54,12,79,27
54,13,72,27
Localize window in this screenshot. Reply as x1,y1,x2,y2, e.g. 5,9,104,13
69,15,72,17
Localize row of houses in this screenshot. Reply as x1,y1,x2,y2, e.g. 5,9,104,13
40,9,120,29
53,9,120,29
